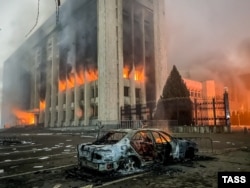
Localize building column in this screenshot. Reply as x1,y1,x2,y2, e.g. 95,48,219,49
65,29,76,127
58,92,64,127
44,65,51,127
97,0,123,124
84,81,91,125
50,36,58,127
74,83,80,126
141,8,146,105
153,0,168,101
65,89,73,126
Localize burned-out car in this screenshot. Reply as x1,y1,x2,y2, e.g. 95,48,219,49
77,128,198,172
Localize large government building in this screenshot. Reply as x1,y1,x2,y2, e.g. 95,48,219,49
1,0,167,128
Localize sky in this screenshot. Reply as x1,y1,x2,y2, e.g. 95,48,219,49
0,0,66,126
0,0,250,125
165,0,250,81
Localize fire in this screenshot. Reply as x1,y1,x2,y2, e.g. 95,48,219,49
76,69,84,85
67,73,75,89
86,69,98,82
59,79,66,91
123,66,144,82
134,69,144,82
40,100,46,110
12,108,35,125
58,69,98,92
123,67,130,79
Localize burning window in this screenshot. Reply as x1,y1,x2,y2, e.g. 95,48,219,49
40,100,45,110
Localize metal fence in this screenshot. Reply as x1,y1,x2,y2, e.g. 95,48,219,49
121,91,230,127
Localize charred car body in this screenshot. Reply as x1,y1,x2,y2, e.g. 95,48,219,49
77,128,198,172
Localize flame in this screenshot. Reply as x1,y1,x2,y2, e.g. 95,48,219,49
40,100,46,110
59,79,66,91
86,69,98,81
12,108,35,125
67,73,75,89
123,66,144,82
134,69,144,82
123,67,130,79
76,69,84,85
58,69,98,92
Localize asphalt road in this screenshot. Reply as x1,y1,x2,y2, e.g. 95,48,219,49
0,127,250,188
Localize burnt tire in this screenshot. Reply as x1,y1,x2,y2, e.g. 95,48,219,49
185,148,195,159
122,157,140,172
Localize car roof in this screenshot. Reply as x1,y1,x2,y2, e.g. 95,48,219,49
107,128,169,135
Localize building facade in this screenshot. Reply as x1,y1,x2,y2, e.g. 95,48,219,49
1,0,167,128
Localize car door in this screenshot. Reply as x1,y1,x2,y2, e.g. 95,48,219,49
151,131,171,157
158,131,181,159
131,130,154,159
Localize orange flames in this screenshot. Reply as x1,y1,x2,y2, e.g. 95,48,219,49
40,100,46,111
59,79,66,91
123,67,130,79
58,69,98,92
12,108,35,125
123,67,145,82
134,70,144,82
86,69,98,81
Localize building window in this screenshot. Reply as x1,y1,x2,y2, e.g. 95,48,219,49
91,104,98,118
71,90,74,102
136,88,141,98
198,92,201,98
124,86,129,97
56,95,58,106
55,112,58,122
63,93,66,104
95,86,98,97
190,91,194,97
62,111,66,121
80,89,84,100
91,86,98,98
71,110,74,121
79,105,84,120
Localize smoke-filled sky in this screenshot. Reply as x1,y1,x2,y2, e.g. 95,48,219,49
165,0,250,81
0,0,250,124
0,0,66,126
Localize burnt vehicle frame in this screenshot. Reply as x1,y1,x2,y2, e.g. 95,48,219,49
77,128,198,172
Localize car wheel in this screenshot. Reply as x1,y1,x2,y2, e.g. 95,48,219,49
185,148,195,159
122,157,139,172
